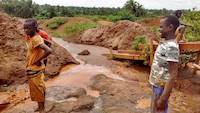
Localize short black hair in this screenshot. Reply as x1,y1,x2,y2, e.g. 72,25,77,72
24,18,38,29
174,10,182,15
164,15,180,31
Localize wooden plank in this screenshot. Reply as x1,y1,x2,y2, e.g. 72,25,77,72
118,50,142,54
153,42,200,53
103,53,146,60
179,42,200,53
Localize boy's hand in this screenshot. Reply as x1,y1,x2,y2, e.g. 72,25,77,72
156,98,166,111
34,61,41,66
178,25,186,33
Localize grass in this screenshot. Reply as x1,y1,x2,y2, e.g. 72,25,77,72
46,17,67,29
64,22,97,34
50,31,62,38
41,16,99,39
82,14,139,22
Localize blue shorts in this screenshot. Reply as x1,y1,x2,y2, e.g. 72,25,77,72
152,86,168,113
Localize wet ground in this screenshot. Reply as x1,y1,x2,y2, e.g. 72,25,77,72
1,38,200,113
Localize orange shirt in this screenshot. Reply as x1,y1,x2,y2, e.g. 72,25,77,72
25,35,45,71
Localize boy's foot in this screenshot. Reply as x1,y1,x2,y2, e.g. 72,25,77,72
34,107,45,113
34,107,39,112
39,109,45,113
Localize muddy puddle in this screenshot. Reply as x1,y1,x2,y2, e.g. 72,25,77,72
50,38,125,96
54,38,113,67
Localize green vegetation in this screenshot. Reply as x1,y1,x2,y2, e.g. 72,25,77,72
65,23,97,34
0,0,173,21
0,0,33,18
46,17,66,29
149,26,160,37
0,0,161,20
131,35,149,60
124,0,146,17
44,20,98,39
182,11,200,41
50,32,62,38
82,10,138,22
131,35,147,50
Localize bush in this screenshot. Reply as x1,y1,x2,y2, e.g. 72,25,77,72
65,22,97,34
46,17,66,29
105,10,137,22
182,11,200,41
107,15,122,22
117,9,135,21
131,35,147,50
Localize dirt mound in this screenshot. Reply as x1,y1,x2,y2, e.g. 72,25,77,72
0,12,78,85
76,20,156,49
0,13,26,85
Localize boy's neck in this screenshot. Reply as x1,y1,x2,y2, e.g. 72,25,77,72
165,33,175,40
29,33,37,38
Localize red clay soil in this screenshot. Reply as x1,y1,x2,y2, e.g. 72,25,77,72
75,20,157,50
0,12,78,85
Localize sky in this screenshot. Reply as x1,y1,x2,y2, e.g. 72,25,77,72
32,0,200,10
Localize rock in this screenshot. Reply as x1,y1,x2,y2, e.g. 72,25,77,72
46,42,80,77
45,86,95,113
46,86,87,101
72,96,95,112
47,100,74,113
78,50,90,55
70,88,87,98
47,95,95,113
89,74,151,113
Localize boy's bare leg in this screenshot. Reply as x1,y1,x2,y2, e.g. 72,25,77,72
38,102,45,113
151,93,157,113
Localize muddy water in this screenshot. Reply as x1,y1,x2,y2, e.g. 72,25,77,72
53,38,113,67
50,38,124,97
47,64,123,97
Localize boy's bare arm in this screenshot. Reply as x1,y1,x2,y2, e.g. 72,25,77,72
157,62,178,109
178,25,186,40
34,43,52,65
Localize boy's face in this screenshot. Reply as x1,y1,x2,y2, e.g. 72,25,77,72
176,12,182,18
23,24,36,37
159,18,172,39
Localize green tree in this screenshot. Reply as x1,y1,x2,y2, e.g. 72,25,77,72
124,0,146,17
0,0,33,18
